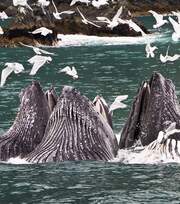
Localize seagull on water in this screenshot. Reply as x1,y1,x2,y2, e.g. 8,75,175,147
52,0,75,20
20,42,55,55
160,46,180,63
59,66,78,79
37,0,50,15
92,0,109,9
96,6,124,30
168,16,180,41
149,10,168,29
0,11,8,20
28,55,52,75
70,0,90,6
145,42,158,58
0,63,24,87
109,95,128,114
13,0,33,11
77,7,101,28
31,27,53,36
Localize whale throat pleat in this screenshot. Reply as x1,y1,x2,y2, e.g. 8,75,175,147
27,86,118,163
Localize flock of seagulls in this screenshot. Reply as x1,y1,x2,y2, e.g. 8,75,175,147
0,2,179,87
143,10,180,62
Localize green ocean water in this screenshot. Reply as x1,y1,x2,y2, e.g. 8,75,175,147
0,16,180,203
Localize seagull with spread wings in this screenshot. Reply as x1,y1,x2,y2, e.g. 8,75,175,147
20,42,55,55
77,7,101,28
52,0,75,20
31,27,53,36
28,55,52,75
59,66,78,79
149,10,168,29
168,16,180,41
0,63,24,87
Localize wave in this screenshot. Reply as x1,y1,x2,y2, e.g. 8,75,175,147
56,33,163,47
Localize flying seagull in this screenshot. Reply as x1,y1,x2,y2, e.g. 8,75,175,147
70,0,90,6
31,27,53,36
28,55,52,75
149,10,168,29
13,0,33,11
168,16,180,41
160,46,180,63
92,0,109,9
172,11,180,24
109,95,128,114
145,42,158,58
52,0,75,20
59,66,78,79
37,0,50,15
0,11,8,20
77,7,101,28
0,62,24,87
96,6,124,30
20,42,55,55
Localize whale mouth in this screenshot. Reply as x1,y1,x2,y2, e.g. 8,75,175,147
119,72,180,149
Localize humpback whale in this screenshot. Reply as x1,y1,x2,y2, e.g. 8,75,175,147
119,72,180,149
0,81,50,161
26,86,118,163
45,86,58,113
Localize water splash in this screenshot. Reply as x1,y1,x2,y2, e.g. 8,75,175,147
56,33,161,47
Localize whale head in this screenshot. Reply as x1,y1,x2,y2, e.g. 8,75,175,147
119,72,180,148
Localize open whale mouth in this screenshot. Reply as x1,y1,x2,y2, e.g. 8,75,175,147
119,72,180,149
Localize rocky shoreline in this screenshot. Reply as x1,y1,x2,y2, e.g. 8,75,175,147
0,0,179,47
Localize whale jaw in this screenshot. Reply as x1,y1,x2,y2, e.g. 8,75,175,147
119,72,180,149
0,81,50,161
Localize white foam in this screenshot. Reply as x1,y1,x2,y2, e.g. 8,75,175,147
6,156,30,165
56,33,161,47
111,143,180,164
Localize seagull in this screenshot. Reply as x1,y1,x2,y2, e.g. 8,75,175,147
96,6,125,30
109,95,128,114
37,0,50,15
0,11,8,20
126,19,146,36
18,6,27,14
172,11,180,24
160,46,180,63
145,42,158,58
0,63,24,87
0,26,4,35
13,0,33,11
52,0,75,20
20,42,55,55
168,16,180,41
77,7,101,28
149,10,168,28
28,55,52,75
59,66,78,79
31,27,53,36
70,0,90,6
92,0,109,9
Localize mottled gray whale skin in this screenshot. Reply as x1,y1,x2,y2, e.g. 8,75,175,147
119,72,180,149
26,86,118,163
0,81,50,161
